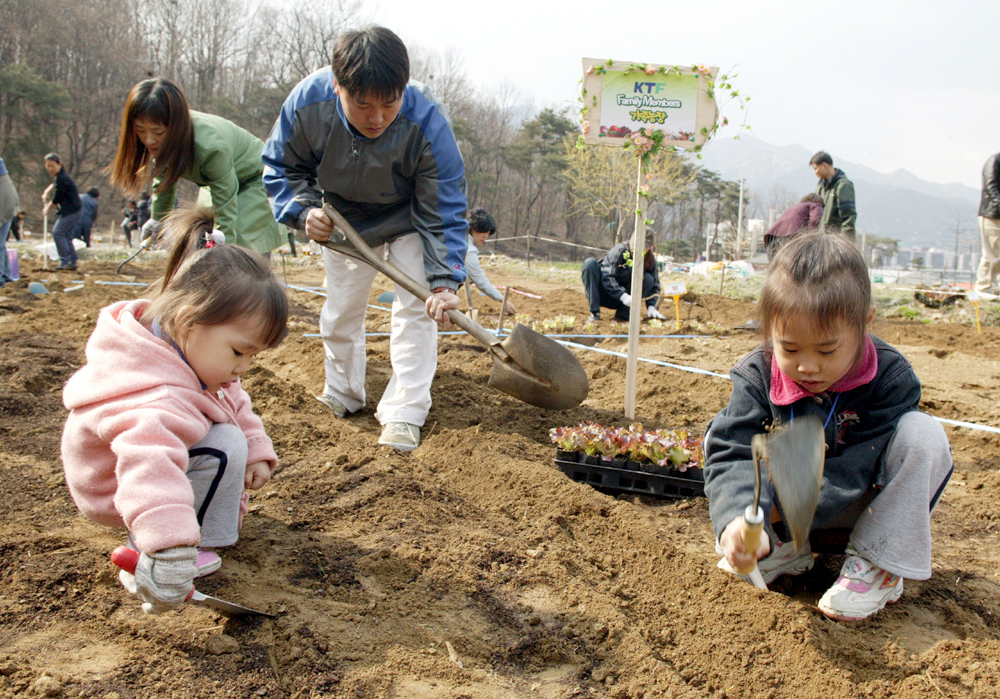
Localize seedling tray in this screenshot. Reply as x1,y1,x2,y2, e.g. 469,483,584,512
554,453,704,499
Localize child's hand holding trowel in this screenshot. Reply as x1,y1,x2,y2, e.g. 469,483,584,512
719,515,770,572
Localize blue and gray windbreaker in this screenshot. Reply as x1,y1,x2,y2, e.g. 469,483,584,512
262,68,467,290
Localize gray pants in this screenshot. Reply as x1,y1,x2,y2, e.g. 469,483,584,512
187,423,248,548
822,412,952,580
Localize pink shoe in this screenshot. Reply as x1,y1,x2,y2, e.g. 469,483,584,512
818,549,903,621
126,533,221,577
195,549,222,578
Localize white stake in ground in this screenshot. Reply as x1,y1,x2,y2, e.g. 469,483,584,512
41,209,50,271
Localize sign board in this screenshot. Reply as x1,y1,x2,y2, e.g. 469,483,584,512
663,282,687,297
580,59,719,149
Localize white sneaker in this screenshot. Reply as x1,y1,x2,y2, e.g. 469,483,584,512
378,422,420,451
717,540,815,585
817,549,903,621
315,393,348,418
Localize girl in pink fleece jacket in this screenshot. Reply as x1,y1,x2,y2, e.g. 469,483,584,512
62,205,288,614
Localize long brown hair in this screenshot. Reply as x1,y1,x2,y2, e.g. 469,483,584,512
106,78,195,198
758,230,871,362
145,205,288,350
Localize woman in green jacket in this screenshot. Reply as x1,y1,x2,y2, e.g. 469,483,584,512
107,78,286,255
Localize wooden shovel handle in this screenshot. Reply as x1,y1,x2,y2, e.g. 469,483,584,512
319,204,506,353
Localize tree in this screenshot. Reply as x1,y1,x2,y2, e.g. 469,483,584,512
563,142,690,248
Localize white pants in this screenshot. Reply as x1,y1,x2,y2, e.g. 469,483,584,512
320,232,437,426
976,216,1000,293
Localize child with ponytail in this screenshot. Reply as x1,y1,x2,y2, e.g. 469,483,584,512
62,205,287,614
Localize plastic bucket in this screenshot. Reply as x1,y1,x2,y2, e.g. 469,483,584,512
6,249,17,281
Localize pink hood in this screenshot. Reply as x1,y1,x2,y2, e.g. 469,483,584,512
62,299,277,552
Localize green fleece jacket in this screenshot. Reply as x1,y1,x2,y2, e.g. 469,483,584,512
152,111,285,254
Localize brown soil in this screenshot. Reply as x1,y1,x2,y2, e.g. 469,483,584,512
2,250,1000,699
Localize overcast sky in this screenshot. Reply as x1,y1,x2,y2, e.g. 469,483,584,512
368,0,999,190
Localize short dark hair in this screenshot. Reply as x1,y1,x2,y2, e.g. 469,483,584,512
87,187,100,198
332,26,409,102
800,193,823,204
468,207,496,235
44,153,61,165
809,151,833,166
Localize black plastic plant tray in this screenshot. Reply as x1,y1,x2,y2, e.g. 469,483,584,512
554,454,704,500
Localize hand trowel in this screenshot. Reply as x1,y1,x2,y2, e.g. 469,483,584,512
733,415,825,589
111,546,275,617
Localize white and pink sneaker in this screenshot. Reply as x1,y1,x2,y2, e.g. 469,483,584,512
818,548,903,621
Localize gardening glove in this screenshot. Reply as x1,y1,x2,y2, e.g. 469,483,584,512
118,546,197,615
619,293,632,308
140,219,161,247
647,306,666,320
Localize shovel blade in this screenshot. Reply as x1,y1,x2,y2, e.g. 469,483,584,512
488,323,589,411
190,590,275,618
766,415,825,551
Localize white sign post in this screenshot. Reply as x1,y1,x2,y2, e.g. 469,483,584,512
580,58,723,419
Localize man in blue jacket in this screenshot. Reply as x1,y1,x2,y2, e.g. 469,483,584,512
263,25,466,452
75,187,100,247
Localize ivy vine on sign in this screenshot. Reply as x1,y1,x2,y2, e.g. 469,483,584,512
577,57,749,160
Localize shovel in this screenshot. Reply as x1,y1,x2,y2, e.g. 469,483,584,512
111,546,275,618
755,415,825,552
317,203,589,411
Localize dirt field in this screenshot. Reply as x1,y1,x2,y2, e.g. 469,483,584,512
2,247,1000,699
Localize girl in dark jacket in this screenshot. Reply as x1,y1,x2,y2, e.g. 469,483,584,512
704,230,952,621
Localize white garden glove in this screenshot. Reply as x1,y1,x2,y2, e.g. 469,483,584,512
140,219,161,246
647,305,666,320
619,292,632,308
118,546,197,615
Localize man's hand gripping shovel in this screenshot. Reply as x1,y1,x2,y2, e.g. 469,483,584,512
733,416,825,590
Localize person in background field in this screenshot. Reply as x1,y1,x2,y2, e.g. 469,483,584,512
465,208,516,315
763,193,824,260
8,211,25,242
61,204,288,615
704,230,952,622
974,151,1000,297
76,187,100,247
0,156,20,287
107,77,286,255
262,25,466,452
810,151,857,239
580,239,666,322
121,193,152,248
42,153,82,271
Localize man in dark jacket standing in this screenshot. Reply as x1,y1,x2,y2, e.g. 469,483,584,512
581,241,666,322
42,153,81,270
976,152,1000,296
76,187,99,247
811,151,857,239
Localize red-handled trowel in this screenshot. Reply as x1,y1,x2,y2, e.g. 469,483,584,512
111,546,274,617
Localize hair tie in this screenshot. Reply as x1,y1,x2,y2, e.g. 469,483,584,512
204,229,226,248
